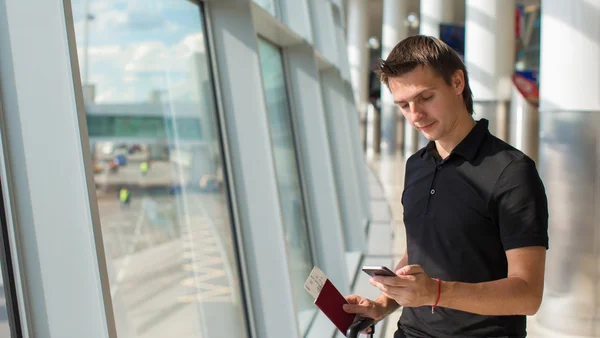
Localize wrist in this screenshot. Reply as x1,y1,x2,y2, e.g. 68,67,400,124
430,278,442,309
374,294,399,318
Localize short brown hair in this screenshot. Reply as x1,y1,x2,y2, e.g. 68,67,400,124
377,35,473,115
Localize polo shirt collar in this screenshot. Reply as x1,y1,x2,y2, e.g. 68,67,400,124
421,118,489,162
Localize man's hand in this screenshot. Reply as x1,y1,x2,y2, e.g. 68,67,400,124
342,294,389,322
369,265,438,308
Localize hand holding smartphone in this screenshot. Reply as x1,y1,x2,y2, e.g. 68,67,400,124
361,265,397,277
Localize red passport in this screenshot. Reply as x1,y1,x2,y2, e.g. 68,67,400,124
314,279,356,334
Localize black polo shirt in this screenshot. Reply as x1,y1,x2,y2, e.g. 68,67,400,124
398,119,549,338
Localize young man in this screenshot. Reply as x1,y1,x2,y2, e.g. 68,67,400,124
343,36,549,337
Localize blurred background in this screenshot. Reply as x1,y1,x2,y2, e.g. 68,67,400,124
0,0,598,337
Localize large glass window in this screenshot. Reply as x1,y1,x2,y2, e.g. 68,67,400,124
70,1,249,337
256,38,316,334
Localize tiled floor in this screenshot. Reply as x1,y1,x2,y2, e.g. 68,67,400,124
361,152,595,338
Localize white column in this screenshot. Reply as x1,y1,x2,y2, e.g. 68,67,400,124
347,0,370,128
380,0,409,156
420,0,455,37
535,0,600,336
465,0,515,141
417,0,455,149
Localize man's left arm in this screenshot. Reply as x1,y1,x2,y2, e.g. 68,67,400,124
440,156,549,315
373,247,545,316
371,156,549,315
435,246,546,315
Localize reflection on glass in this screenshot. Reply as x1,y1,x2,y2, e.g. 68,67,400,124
71,1,248,337
254,0,278,17
0,273,11,337
257,38,316,334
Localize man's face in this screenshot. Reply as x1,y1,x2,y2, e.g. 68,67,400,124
388,65,465,142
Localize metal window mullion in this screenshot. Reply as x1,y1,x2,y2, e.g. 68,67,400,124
308,0,338,65
280,46,319,267
284,43,349,291
336,81,369,232
0,101,28,338
342,83,372,227
201,3,257,338
320,70,366,252
279,0,314,43
0,0,116,337
206,1,300,337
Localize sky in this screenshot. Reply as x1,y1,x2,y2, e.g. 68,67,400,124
71,0,210,103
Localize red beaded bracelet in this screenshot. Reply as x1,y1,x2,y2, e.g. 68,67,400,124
432,278,441,314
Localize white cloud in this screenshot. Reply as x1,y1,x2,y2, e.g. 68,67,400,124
180,33,205,55
95,88,115,102
90,2,115,13
75,2,178,34
76,33,205,78
89,73,110,86
123,87,136,101
88,45,122,58
166,78,195,101
120,33,206,74
94,9,128,32
72,10,127,35
123,74,137,83
75,2,210,103
124,10,165,31
86,36,208,103
165,21,182,33
123,42,167,73
95,84,135,103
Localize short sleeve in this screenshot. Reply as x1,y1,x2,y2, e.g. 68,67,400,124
490,157,549,251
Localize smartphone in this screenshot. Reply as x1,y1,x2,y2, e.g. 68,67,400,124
362,265,397,277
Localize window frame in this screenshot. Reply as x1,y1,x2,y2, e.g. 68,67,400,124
256,35,318,267
0,99,27,338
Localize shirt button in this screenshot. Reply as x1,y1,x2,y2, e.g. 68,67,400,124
430,189,436,195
